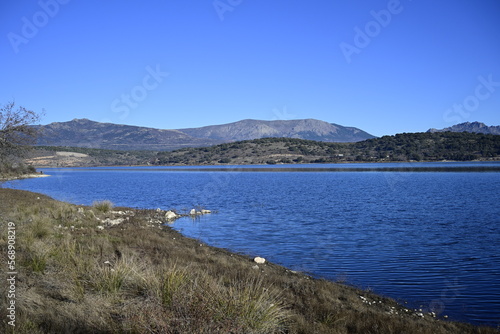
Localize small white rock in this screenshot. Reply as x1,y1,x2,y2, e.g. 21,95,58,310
254,256,266,264
165,211,178,220
104,218,125,226
189,209,196,215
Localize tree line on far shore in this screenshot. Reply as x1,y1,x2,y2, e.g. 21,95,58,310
154,132,500,165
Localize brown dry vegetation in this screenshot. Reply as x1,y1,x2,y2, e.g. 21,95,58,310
0,188,498,333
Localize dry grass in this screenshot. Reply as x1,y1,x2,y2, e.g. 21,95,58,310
92,199,114,213
0,188,498,333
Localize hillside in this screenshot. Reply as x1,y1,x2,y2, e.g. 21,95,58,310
179,118,375,142
27,146,157,167
155,132,500,165
428,121,500,135
35,118,222,151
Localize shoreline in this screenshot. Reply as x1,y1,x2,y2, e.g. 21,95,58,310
1,188,498,332
29,158,500,170
0,173,50,181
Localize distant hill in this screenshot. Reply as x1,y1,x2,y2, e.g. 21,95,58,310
155,132,500,165
35,118,222,151
179,119,374,142
428,122,500,135
35,118,375,151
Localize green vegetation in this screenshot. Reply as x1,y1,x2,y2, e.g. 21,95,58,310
155,132,500,165
354,132,500,161
1,188,499,333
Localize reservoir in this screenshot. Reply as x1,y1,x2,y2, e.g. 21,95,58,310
5,161,500,327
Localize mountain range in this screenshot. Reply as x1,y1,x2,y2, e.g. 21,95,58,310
427,122,500,135
35,118,375,151
34,119,500,152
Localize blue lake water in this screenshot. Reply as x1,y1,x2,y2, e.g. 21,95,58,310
4,162,500,327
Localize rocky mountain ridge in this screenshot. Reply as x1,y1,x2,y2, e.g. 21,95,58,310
179,118,374,142
428,121,500,135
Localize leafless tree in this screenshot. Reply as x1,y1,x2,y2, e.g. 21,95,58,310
0,101,42,164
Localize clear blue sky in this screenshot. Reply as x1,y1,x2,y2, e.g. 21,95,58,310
1,0,499,137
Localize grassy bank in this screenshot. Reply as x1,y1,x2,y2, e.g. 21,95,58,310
0,188,498,333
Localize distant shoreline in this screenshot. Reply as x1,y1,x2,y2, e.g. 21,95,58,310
0,173,50,182
30,161,500,173
29,158,500,170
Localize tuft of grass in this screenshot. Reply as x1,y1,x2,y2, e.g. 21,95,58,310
87,255,149,297
208,277,289,333
22,242,50,273
157,265,188,307
92,200,114,213
89,259,129,295
30,218,52,239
